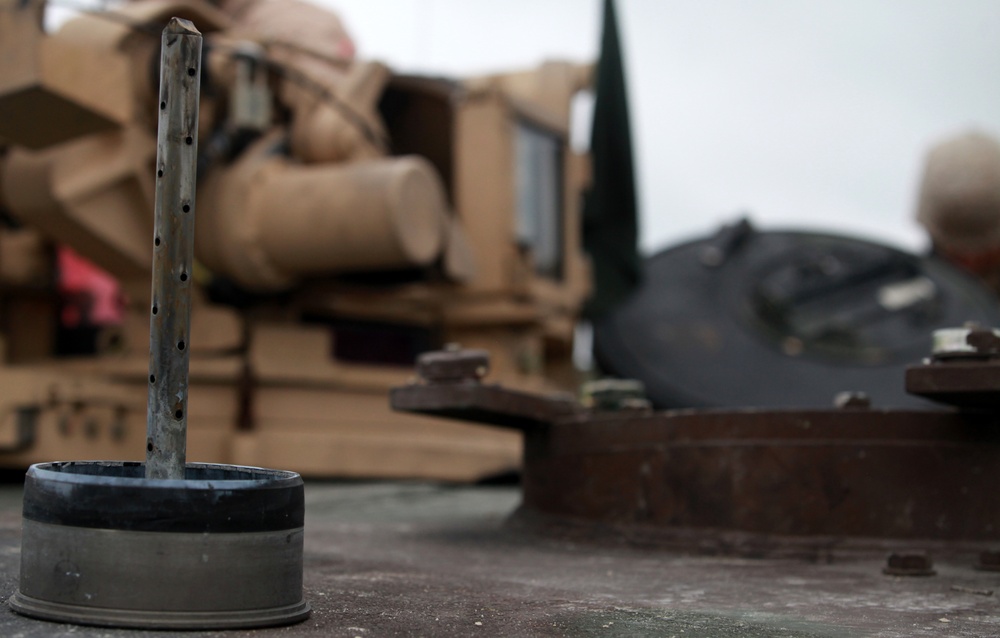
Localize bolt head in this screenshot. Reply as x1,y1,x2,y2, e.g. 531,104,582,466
416,348,490,383
581,379,650,411
932,326,1000,360
833,391,871,409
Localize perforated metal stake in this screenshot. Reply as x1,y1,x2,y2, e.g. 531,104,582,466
9,24,308,622
146,18,201,480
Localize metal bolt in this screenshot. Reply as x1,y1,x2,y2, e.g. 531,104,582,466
883,552,935,576
932,326,1000,360
834,391,871,409
416,348,490,384
698,217,754,268
966,329,1000,355
581,378,651,411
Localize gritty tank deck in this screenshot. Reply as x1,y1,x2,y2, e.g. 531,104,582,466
0,481,998,637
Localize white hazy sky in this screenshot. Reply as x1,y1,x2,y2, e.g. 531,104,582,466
322,0,1000,255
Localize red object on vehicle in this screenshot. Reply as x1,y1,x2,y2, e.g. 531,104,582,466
57,247,124,328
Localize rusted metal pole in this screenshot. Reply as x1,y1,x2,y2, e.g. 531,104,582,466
146,18,201,480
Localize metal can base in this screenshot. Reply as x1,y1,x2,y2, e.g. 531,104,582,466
14,461,309,630
9,592,311,630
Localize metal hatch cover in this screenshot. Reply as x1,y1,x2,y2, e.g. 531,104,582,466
594,220,1000,409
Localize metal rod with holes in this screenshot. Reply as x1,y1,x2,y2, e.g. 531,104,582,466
146,18,201,480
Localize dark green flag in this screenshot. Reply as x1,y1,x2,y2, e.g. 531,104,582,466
583,0,641,319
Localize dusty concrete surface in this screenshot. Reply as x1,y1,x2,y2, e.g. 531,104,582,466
0,481,998,637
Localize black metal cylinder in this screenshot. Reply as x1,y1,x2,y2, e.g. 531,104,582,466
9,461,311,629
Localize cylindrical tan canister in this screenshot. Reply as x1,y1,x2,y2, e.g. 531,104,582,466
255,156,446,275
196,142,448,291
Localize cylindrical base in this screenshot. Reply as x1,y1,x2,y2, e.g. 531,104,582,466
10,461,310,629
8,593,311,630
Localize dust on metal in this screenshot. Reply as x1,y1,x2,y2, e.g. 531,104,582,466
146,18,201,480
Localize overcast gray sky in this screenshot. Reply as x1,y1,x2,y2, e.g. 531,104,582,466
324,0,1000,255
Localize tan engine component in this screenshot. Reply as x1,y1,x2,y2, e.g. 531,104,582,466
197,134,449,291
0,0,132,149
2,128,156,289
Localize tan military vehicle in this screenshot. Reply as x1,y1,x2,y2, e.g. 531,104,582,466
0,0,599,480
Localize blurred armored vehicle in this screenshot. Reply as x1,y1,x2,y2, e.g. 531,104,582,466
0,0,604,480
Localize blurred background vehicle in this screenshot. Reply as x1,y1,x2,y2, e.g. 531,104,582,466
0,0,615,479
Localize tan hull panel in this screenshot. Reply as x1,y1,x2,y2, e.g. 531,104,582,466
0,370,518,481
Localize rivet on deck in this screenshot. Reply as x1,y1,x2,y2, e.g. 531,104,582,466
833,391,871,409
